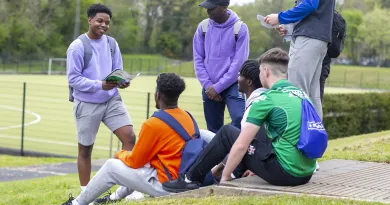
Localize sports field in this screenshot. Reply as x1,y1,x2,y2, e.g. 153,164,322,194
0,75,382,159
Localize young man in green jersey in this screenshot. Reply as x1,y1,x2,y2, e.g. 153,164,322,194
163,48,315,192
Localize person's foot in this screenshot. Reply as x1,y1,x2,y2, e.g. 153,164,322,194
162,174,201,193
125,191,144,201
61,194,75,205
93,191,120,204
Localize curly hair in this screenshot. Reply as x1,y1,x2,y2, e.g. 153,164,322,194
156,73,186,105
239,60,262,89
87,4,112,18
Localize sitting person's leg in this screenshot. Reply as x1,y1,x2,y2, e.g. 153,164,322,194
67,159,168,205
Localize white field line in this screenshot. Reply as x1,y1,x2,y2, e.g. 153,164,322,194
0,105,41,130
0,134,110,151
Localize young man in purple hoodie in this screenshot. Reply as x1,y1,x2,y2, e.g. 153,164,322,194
66,4,136,196
193,0,250,133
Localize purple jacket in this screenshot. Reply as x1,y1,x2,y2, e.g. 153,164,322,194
193,9,250,93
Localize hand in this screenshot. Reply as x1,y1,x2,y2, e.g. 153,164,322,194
242,170,256,177
264,14,280,26
275,26,287,37
206,86,223,102
102,81,117,90
118,81,130,89
220,174,233,183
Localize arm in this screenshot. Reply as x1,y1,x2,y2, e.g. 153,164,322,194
213,24,250,93
221,95,273,181
221,123,260,182
193,25,213,90
67,48,102,92
116,123,160,169
278,0,319,24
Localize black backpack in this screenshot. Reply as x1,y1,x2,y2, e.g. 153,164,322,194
328,10,347,58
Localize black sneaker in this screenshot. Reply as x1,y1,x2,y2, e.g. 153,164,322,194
94,191,120,204
61,194,75,205
162,174,200,193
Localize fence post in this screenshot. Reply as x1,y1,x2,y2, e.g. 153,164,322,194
21,82,26,156
343,70,347,87
377,72,380,89
146,92,151,119
109,132,113,158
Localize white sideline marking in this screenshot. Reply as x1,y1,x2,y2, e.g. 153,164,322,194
0,134,110,151
0,105,41,130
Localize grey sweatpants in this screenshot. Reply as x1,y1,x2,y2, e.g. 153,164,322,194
75,159,168,205
288,36,328,119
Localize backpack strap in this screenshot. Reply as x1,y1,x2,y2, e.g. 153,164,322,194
200,19,210,39
152,110,199,142
152,110,199,181
78,34,93,72
106,35,117,58
233,20,243,41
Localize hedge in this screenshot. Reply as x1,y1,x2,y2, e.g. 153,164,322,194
323,92,390,139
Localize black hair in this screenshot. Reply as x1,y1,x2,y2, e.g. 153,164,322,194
239,60,262,88
156,73,186,106
87,4,112,18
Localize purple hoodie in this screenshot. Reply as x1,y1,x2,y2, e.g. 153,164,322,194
193,9,250,94
67,35,123,103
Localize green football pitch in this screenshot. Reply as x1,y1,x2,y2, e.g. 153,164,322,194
0,75,377,159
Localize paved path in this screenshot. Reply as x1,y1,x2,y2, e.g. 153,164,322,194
172,160,390,204
0,159,106,182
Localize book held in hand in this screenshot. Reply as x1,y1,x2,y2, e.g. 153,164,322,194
104,69,140,84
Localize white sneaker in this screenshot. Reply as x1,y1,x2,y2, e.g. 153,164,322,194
125,191,144,201
313,161,320,173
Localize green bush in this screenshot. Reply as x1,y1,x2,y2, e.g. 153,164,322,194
323,92,390,139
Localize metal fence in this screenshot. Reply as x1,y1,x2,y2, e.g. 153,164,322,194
0,81,225,159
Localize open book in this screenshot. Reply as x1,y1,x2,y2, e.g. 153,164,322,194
104,69,140,84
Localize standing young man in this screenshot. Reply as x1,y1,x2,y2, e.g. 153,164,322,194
265,0,335,119
194,0,250,133
66,3,136,194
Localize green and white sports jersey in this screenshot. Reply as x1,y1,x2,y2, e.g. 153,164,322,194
246,79,316,177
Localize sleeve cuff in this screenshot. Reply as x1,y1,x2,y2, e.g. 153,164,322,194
246,117,263,127
96,80,103,91
213,83,223,94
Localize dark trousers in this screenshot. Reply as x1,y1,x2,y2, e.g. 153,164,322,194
187,125,312,186
202,83,245,133
320,53,331,102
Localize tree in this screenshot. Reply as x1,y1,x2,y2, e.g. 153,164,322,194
358,6,390,67
342,9,363,64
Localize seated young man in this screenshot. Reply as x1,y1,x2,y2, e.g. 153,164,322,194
204,59,268,177
163,48,316,192
61,73,195,205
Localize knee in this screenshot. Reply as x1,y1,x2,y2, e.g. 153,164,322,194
103,159,121,171
78,145,92,159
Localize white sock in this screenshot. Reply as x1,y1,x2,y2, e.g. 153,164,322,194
72,199,80,205
231,173,236,179
80,186,86,193
184,175,192,183
110,192,120,200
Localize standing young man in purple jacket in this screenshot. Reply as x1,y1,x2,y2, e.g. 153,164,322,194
66,4,136,196
265,0,335,119
194,0,250,133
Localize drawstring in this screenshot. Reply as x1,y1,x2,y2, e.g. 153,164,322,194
219,27,222,56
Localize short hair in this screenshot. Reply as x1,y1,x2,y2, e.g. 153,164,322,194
239,60,262,88
87,4,112,18
258,48,289,76
156,73,186,105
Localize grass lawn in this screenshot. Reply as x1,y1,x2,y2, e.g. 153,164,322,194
1,75,380,159
0,155,74,168
1,130,390,204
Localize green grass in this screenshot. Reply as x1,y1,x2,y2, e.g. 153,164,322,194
0,155,74,168
321,130,390,163
0,172,385,205
0,74,384,159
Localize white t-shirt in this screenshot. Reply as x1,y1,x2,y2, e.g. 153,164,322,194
241,88,268,128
